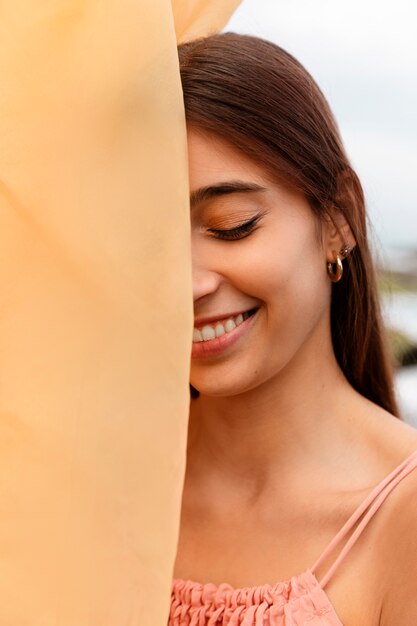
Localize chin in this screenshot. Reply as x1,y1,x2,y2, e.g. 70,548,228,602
189,373,261,399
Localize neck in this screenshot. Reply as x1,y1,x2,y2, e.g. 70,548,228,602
186,339,368,499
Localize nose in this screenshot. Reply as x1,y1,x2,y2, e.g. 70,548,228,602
192,234,224,303
192,262,223,303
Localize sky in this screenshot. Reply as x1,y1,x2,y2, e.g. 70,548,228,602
224,0,417,251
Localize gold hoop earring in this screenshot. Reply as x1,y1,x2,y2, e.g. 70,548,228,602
327,251,343,282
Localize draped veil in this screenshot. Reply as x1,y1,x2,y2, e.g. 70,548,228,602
0,1,240,623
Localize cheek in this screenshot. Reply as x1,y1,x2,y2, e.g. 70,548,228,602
233,226,327,303
236,228,330,353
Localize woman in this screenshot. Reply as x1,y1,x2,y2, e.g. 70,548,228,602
170,33,417,625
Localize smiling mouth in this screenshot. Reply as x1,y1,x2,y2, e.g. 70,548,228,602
192,307,259,343
190,306,260,359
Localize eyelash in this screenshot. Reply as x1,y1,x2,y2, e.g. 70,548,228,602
208,216,261,240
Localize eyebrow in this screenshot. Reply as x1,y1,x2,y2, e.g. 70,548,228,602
190,181,267,209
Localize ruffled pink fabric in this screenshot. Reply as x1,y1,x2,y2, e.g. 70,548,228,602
170,450,417,626
170,568,344,625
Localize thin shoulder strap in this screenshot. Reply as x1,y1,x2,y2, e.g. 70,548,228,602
311,448,417,590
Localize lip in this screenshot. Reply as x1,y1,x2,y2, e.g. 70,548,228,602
191,307,260,359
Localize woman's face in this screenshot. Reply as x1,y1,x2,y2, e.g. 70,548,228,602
188,128,337,397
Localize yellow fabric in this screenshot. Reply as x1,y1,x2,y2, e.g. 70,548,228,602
0,1,239,624
173,0,242,42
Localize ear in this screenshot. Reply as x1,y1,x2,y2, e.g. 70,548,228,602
322,208,356,263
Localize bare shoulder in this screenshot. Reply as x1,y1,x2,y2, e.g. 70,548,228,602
374,418,417,625
363,405,417,474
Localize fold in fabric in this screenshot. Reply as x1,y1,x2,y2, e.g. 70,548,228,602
0,1,240,624
173,0,243,42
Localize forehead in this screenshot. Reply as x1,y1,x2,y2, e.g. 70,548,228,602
187,129,270,190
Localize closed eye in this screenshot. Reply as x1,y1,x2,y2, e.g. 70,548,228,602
208,215,261,240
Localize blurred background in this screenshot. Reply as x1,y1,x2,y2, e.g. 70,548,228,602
224,0,417,426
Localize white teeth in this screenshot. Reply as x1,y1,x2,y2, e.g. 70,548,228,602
215,323,225,337
193,328,203,342
224,319,236,332
201,325,216,341
193,309,256,343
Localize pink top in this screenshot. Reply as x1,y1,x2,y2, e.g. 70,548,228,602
170,448,417,625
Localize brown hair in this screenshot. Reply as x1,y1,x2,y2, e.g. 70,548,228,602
179,32,400,417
